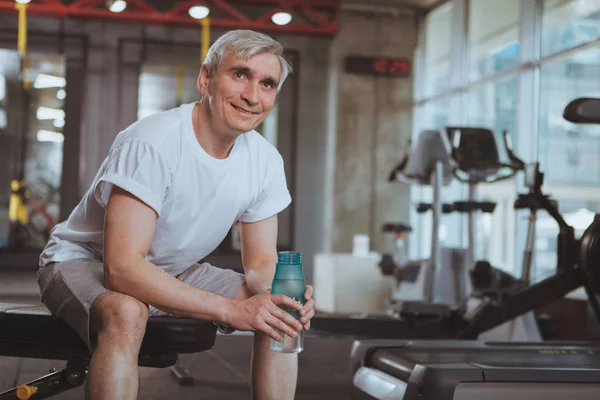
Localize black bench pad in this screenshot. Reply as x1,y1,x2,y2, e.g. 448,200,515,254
0,303,217,362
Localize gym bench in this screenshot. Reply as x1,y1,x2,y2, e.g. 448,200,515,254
0,302,217,399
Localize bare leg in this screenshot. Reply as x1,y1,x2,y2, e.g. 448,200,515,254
236,283,298,400
86,292,149,400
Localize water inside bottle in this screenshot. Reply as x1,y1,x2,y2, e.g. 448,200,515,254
270,329,304,353
270,279,305,353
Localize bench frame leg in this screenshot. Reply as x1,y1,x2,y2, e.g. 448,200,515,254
0,359,88,399
169,354,200,386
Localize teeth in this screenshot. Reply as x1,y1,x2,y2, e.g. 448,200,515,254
233,104,252,114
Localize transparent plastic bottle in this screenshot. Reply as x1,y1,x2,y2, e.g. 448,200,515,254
270,251,306,353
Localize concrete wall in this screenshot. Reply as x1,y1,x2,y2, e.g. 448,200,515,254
330,9,418,254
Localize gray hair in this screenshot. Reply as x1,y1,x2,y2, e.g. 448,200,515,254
202,29,292,91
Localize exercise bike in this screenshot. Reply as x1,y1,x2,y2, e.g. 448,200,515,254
380,129,467,319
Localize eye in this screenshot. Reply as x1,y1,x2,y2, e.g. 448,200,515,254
235,71,246,79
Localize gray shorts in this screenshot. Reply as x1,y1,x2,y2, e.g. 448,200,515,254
37,258,246,350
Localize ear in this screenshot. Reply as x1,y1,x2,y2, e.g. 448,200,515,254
197,64,210,96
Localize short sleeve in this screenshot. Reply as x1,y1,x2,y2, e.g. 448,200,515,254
239,154,292,223
93,140,172,216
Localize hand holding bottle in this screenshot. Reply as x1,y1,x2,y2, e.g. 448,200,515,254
227,289,304,342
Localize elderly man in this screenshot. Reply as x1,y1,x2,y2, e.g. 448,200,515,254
37,29,314,400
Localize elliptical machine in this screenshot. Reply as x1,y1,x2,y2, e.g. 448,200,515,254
444,127,557,340
381,130,467,318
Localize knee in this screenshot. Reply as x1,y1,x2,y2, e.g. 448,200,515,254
91,292,149,340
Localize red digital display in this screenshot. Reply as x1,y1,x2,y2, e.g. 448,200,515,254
345,56,411,78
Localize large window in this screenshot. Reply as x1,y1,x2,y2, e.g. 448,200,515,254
538,48,600,185
414,0,600,279
542,0,600,57
469,0,521,80
424,3,454,97
467,76,518,141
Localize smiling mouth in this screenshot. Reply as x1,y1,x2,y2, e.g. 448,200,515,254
231,103,258,115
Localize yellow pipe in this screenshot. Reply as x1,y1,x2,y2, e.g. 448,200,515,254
176,64,184,98
200,17,210,63
15,2,30,88
9,180,28,224
15,3,27,56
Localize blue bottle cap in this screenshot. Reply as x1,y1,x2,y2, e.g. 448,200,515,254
278,251,301,265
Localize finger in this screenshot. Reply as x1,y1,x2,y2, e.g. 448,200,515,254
304,320,311,331
301,307,315,324
270,294,303,311
271,305,303,332
304,285,313,300
266,313,299,338
260,322,283,342
300,298,314,316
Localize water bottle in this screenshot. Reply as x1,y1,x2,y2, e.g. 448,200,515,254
270,251,306,353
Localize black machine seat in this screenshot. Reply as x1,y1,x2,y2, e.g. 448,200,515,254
350,340,600,400
0,302,217,398
0,302,217,362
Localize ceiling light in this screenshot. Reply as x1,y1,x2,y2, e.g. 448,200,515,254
34,73,66,89
56,89,66,100
37,130,64,143
15,0,31,4
37,107,65,120
271,12,292,26
54,119,65,128
107,0,127,13
189,5,210,19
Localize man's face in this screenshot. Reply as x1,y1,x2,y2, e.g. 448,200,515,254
198,51,281,134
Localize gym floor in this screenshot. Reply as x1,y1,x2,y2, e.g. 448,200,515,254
0,269,355,399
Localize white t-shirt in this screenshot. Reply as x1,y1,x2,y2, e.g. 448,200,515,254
39,102,292,276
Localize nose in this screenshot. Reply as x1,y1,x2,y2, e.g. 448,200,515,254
241,81,259,106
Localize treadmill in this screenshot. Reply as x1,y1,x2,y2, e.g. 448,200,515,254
350,340,600,400
349,98,600,400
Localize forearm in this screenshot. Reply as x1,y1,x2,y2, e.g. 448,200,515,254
245,267,276,295
105,257,233,324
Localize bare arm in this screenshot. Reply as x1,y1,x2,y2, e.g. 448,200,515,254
240,216,315,330
103,187,303,338
103,186,232,322
239,216,279,295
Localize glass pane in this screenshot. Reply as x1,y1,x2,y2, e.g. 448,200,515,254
466,75,519,273
469,0,521,81
467,75,519,150
424,3,453,97
542,0,600,57
416,97,451,133
0,49,65,250
538,47,600,185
